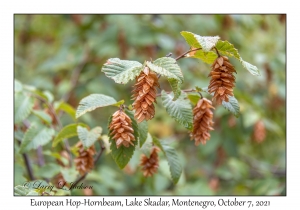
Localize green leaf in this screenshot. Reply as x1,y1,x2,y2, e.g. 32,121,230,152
222,95,240,118
191,51,218,64
161,90,193,130
187,94,201,105
76,94,117,118
32,110,52,125
180,31,220,52
240,58,260,76
153,57,184,82
20,123,55,153
101,58,143,84
77,126,102,148
138,121,148,148
215,40,259,76
14,79,23,92
112,100,125,107
215,40,241,59
152,57,184,100
168,78,182,100
14,92,34,124
109,110,138,169
54,101,76,121
147,58,183,100
52,123,88,147
152,136,182,184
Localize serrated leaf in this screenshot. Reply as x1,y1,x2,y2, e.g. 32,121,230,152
153,57,184,82
14,92,34,124
168,78,182,100
20,123,55,153
52,123,88,147
147,58,183,100
77,126,102,148
109,110,138,169
215,40,241,59
152,57,184,100
181,31,220,52
101,58,143,84
161,90,193,130
240,58,260,76
32,110,52,125
14,79,23,92
152,136,182,184
222,95,240,118
138,121,148,148
54,101,76,120
76,94,117,118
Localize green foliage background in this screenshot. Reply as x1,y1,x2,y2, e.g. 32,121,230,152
14,14,286,195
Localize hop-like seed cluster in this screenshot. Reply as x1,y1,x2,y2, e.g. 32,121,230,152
109,109,135,148
190,98,214,146
74,142,96,175
253,120,266,143
208,56,236,104
140,146,160,177
132,66,159,123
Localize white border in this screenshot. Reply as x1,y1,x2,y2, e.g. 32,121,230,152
2,0,298,209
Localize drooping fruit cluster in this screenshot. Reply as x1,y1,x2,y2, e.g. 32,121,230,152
253,120,266,143
190,98,214,146
132,66,159,123
140,146,160,177
109,109,135,148
74,142,96,175
208,56,236,104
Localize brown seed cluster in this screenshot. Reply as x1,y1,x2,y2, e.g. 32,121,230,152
190,98,214,146
208,56,236,104
140,146,160,177
74,142,96,175
109,109,135,148
132,67,159,123
253,120,266,143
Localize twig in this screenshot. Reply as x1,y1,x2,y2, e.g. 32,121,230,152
17,127,35,181
214,47,221,57
156,89,196,97
22,153,35,180
175,47,202,61
165,52,172,57
71,141,105,187
37,146,45,166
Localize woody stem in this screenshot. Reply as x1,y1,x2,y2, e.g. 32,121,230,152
175,48,202,61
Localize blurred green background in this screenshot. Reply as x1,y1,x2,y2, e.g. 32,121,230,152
14,14,286,195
